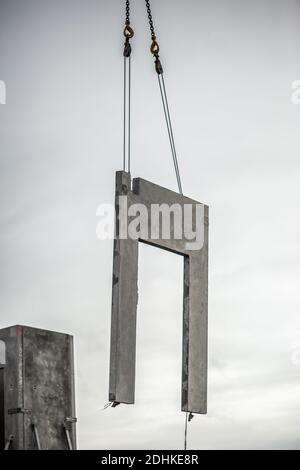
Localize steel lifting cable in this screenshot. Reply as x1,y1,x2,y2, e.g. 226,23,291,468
123,54,131,172
122,1,183,193
145,0,183,195
123,0,134,173
157,73,183,194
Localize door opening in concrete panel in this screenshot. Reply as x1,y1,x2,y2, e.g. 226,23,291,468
136,243,183,412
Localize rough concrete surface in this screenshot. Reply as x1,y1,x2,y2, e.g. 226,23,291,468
0,325,76,450
109,171,209,414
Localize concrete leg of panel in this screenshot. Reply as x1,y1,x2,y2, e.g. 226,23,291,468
109,172,139,405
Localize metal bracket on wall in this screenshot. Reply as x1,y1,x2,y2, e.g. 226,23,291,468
64,417,77,450
32,422,41,450
8,408,31,415
4,434,14,450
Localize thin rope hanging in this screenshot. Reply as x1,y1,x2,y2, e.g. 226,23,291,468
184,412,188,450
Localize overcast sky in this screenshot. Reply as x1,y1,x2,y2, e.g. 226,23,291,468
1,0,300,450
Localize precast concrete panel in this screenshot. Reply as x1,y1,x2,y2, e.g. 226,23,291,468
109,171,209,414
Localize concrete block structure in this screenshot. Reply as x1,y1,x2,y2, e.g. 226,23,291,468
0,325,76,450
109,171,209,414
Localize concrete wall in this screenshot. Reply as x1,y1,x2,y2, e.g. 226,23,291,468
0,325,76,450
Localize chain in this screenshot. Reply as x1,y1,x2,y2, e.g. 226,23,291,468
145,0,161,69
124,1,134,58
145,0,156,40
125,0,130,25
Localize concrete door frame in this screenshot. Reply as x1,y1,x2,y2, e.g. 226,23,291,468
109,171,209,414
